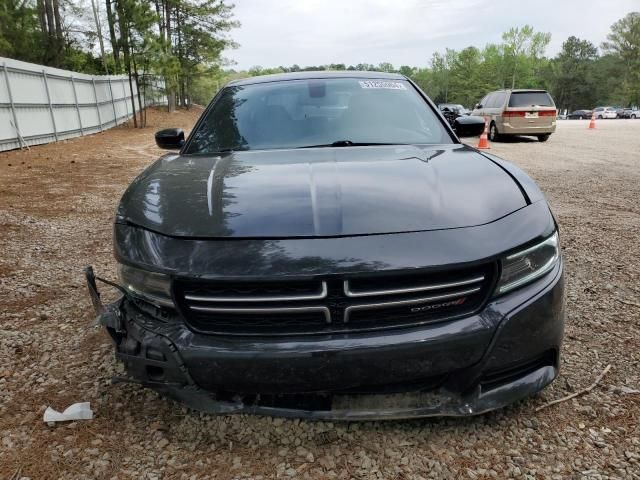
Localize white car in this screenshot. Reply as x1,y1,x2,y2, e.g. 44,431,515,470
592,106,618,119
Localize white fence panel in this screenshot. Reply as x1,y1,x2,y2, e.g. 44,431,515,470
0,57,167,152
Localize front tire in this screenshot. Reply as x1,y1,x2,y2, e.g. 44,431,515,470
537,134,550,142
488,122,500,142
632,114,637,119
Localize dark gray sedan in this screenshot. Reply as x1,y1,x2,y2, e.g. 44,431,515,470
567,109,592,119
87,71,565,420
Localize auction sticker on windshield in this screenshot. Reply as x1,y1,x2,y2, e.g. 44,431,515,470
359,80,407,90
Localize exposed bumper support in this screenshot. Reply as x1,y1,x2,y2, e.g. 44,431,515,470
85,266,125,333
149,365,556,420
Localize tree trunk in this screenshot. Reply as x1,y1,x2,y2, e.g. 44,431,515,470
90,0,109,74
105,0,121,72
52,0,63,41
165,0,176,112
36,0,48,62
165,0,171,48
177,5,185,107
132,56,145,127
115,0,137,127
52,0,63,66
43,0,55,64
142,60,149,126
154,0,165,43
126,70,138,128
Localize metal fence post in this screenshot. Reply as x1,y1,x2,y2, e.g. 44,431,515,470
108,78,117,126
2,62,24,148
91,78,103,132
42,69,58,142
70,76,84,136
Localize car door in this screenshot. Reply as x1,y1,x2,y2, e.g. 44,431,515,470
489,91,506,121
473,94,490,116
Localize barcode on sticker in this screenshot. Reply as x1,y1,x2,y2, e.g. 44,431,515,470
358,80,407,90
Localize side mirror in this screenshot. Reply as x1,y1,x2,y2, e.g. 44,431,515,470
453,115,486,137
155,128,185,150
475,103,482,109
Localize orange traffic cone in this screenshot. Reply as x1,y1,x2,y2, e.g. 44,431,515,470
588,113,596,129
477,118,490,149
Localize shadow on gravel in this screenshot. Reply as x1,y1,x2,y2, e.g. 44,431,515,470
493,135,539,143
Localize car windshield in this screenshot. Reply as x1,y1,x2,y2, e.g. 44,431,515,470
185,78,452,154
508,92,554,107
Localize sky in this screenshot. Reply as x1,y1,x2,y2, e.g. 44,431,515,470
227,0,638,70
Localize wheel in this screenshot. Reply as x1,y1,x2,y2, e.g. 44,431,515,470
537,134,550,142
632,114,637,119
579,115,585,119
488,122,499,141
598,114,603,119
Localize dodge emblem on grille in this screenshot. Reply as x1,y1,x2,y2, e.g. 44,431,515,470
410,297,467,313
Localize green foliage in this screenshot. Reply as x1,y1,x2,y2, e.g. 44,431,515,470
1,5,638,110
602,12,640,105
248,65,285,76
547,36,598,110
222,16,637,110
448,47,483,107
501,25,551,89
0,0,43,63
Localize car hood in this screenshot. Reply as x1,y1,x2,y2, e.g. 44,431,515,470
117,144,528,238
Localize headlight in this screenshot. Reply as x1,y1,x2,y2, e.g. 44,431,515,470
118,264,174,307
496,232,560,295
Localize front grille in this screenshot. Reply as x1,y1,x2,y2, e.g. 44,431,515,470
174,263,496,336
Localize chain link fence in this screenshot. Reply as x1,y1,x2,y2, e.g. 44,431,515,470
0,57,167,152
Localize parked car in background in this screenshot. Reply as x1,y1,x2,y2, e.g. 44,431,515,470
567,109,592,120
86,71,564,420
592,107,618,119
438,103,470,126
438,103,470,115
620,107,640,119
472,89,556,142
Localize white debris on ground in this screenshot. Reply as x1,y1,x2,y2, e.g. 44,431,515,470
43,402,93,423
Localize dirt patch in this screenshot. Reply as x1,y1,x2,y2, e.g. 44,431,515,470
1,115,639,479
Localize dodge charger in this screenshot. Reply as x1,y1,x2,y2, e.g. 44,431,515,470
86,71,565,420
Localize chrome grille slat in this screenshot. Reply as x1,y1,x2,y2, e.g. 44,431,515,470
344,286,482,322
189,305,332,324
343,275,485,298
185,281,328,303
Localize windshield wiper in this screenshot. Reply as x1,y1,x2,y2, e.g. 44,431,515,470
298,140,403,148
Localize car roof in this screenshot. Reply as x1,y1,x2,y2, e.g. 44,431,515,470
486,89,549,93
227,70,407,86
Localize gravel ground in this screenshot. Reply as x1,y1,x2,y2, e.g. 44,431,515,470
1,113,639,479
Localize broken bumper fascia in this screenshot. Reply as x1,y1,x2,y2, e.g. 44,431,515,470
85,264,564,420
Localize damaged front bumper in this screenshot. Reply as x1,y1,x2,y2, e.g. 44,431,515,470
85,264,564,420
